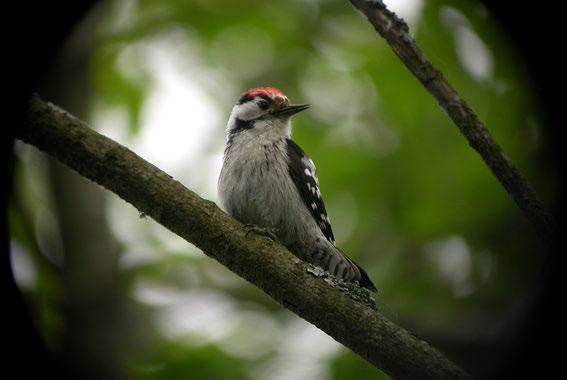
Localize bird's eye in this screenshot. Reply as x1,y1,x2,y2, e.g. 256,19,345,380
257,100,270,110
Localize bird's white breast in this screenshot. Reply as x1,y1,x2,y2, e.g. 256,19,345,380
218,127,317,245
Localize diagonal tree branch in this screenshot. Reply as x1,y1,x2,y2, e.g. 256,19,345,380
15,94,470,379
348,0,555,245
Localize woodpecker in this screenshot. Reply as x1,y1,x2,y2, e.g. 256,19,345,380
218,87,376,291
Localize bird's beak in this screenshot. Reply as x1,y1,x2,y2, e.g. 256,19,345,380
272,103,310,117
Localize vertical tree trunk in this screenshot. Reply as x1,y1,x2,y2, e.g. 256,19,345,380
38,9,133,380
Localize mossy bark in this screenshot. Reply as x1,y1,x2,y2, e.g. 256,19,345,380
16,95,471,379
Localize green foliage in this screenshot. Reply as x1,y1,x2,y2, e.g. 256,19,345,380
331,350,391,380
10,0,556,379
130,343,248,380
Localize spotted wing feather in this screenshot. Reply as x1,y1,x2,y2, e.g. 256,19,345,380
286,139,336,246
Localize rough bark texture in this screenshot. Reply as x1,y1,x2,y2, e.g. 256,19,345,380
16,95,471,379
349,0,555,244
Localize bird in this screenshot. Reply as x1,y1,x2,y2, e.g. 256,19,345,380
218,87,376,291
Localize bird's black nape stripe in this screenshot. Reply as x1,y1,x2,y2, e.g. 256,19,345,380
237,94,253,104
237,93,272,105
256,93,272,103
231,118,254,134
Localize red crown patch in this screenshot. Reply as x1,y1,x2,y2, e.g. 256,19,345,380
244,87,287,99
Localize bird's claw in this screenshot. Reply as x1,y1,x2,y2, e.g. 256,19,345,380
244,224,279,242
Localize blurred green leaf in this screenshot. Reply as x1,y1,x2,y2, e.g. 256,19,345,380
11,0,556,378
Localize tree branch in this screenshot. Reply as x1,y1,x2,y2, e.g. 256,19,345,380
15,94,470,379
348,0,555,244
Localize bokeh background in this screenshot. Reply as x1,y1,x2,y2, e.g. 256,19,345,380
8,0,559,379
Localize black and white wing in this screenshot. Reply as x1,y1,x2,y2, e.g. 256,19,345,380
286,139,336,246
286,139,377,292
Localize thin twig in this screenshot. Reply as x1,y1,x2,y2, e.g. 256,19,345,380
348,0,555,244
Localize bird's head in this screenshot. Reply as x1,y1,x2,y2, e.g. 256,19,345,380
226,87,309,137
